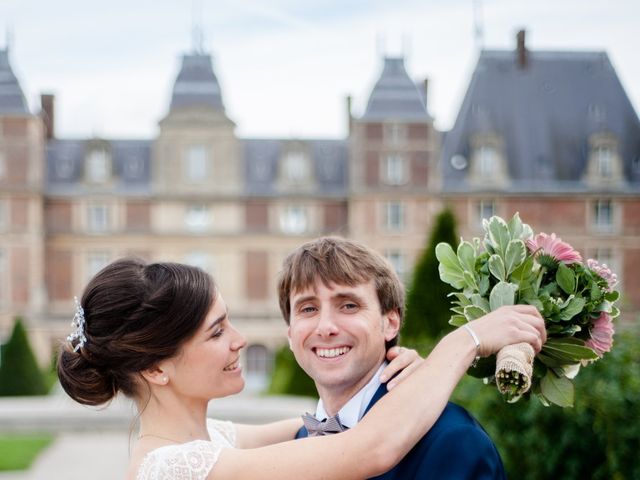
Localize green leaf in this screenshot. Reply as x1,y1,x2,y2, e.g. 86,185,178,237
488,254,506,282
590,282,602,301
457,241,476,274
556,263,576,294
484,216,511,257
462,270,479,291
478,275,490,296
504,240,526,277
537,352,569,368
507,212,524,239
558,296,586,321
436,243,466,289
540,371,574,407
470,294,490,312
448,292,472,307
448,315,468,327
463,305,487,321
604,290,619,302
542,341,599,361
489,282,518,310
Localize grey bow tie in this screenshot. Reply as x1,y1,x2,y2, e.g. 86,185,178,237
301,412,347,436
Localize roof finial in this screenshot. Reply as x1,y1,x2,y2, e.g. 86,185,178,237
473,0,485,50
191,0,204,54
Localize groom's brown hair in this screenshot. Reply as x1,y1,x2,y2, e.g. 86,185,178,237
277,236,404,347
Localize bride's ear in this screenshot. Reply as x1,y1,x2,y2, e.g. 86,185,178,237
141,364,170,386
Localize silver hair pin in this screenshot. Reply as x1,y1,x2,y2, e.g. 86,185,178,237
67,296,87,352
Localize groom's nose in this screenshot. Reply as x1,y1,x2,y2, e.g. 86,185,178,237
314,307,339,337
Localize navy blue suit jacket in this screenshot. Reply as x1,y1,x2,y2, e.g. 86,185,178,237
296,384,506,479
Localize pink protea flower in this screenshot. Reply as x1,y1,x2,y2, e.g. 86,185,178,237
585,312,615,357
587,259,619,292
526,232,582,264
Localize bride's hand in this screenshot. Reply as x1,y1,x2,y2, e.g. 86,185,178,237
466,305,546,357
381,346,423,390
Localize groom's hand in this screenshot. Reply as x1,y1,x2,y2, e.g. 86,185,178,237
381,346,424,390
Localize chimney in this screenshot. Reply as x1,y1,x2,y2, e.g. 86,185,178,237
40,94,55,140
516,29,527,69
423,78,429,111
346,95,353,135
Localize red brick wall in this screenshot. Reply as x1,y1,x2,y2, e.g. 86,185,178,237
245,201,269,232
623,249,640,312
10,197,29,232
323,202,348,233
3,145,29,184
622,199,640,235
365,123,383,140
411,152,429,186
45,250,72,301
45,200,72,233
246,250,268,300
10,246,29,303
365,152,379,187
502,198,586,233
125,201,151,231
1,118,29,137
408,124,429,140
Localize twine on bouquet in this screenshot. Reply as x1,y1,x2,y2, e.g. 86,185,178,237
495,342,535,400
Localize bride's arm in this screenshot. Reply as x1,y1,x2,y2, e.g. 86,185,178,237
211,306,545,480
233,346,421,448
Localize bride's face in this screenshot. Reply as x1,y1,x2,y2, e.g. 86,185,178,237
165,294,247,401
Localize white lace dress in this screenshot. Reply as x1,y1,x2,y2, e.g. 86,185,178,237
136,418,235,480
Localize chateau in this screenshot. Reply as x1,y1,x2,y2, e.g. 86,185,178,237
1,31,638,389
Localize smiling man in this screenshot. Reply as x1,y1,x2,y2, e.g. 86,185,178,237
278,236,507,479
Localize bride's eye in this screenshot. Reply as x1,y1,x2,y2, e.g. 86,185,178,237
210,328,224,339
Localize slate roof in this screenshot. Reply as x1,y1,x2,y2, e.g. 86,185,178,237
0,48,29,115
169,53,225,112
243,138,348,196
441,50,640,192
362,56,430,121
46,139,152,195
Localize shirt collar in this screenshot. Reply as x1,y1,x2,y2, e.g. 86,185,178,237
315,362,386,429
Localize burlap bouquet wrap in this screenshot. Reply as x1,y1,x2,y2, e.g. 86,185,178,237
496,342,535,395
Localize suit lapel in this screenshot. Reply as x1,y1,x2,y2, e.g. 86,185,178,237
363,383,388,417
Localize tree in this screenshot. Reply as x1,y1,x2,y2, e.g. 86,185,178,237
268,345,318,398
403,207,458,344
0,317,47,396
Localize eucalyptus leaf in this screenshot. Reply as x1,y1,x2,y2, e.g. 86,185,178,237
463,270,479,291
448,315,468,327
488,254,507,282
464,305,487,321
507,212,524,239
540,371,574,407
489,282,518,310
556,263,576,294
504,240,526,277
436,243,466,289
485,216,511,257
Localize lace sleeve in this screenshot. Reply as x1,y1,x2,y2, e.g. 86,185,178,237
207,418,236,447
136,441,221,480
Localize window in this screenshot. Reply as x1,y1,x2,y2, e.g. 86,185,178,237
477,146,498,177
185,145,208,182
87,252,110,280
594,146,613,178
477,200,496,224
245,344,273,392
185,204,210,232
384,202,405,231
87,204,109,232
382,154,408,185
280,205,308,234
384,123,406,146
594,200,613,231
385,250,407,280
86,149,110,183
283,152,310,183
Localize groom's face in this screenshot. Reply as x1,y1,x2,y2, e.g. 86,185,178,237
287,279,400,398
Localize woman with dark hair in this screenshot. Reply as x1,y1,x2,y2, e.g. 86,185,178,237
58,258,545,480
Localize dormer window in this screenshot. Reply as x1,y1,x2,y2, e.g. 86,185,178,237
382,154,408,185
283,151,310,183
469,134,507,186
594,146,613,178
384,123,406,146
478,145,498,177
185,145,208,182
86,149,111,183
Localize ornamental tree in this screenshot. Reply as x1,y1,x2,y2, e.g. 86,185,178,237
0,317,47,396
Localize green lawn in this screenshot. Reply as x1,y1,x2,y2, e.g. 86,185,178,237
0,434,55,471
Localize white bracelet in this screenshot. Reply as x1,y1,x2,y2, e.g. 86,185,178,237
462,324,481,368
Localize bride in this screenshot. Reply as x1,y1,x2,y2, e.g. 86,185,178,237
57,258,544,479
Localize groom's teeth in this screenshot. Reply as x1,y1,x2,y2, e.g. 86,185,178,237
316,347,350,358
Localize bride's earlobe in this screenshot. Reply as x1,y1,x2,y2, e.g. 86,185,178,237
141,366,170,386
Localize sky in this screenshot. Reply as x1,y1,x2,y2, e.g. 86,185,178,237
1,0,639,140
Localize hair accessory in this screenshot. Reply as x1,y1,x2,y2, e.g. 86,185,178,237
462,323,481,368
67,296,87,352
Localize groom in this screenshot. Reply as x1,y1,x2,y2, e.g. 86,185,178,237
278,236,506,479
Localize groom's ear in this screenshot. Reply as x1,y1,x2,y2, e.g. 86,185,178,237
287,327,293,349
383,309,401,342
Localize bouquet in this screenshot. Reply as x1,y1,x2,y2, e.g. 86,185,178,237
436,213,619,407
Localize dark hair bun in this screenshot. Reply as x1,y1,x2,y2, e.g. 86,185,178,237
57,347,116,406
